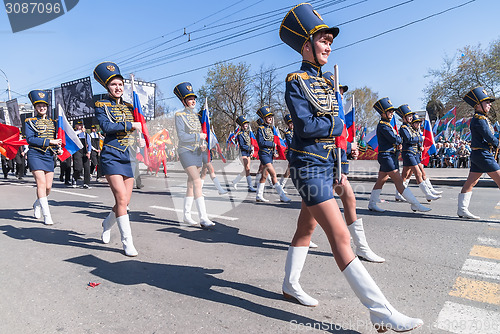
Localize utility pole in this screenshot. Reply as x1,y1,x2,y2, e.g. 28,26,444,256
0,68,11,100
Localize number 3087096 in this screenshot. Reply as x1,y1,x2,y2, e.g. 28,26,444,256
5,2,61,14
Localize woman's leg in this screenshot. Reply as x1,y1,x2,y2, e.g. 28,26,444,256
33,170,54,225
457,172,483,219
486,170,500,188
368,173,389,212
388,170,431,212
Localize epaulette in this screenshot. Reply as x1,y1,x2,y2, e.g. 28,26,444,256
95,101,112,107
286,71,310,82
25,117,36,122
474,114,487,120
123,102,133,108
175,111,186,116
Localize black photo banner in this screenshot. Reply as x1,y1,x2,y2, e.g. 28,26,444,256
61,76,94,121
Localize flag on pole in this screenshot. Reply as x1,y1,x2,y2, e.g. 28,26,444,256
421,112,437,166
130,74,150,148
333,65,347,151
249,127,259,158
199,98,211,162
365,128,378,152
0,123,28,159
273,125,287,160
57,104,83,162
345,97,355,143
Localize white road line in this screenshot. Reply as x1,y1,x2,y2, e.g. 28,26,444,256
150,205,238,221
461,258,500,281
50,189,98,198
435,301,500,334
478,237,500,247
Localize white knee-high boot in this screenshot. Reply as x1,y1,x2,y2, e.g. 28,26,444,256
101,211,116,244
195,197,215,227
33,198,41,219
256,183,268,202
183,196,198,226
246,175,256,192
116,214,138,257
418,181,441,201
232,174,243,190
425,178,442,195
348,219,385,263
343,257,423,332
395,180,408,202
368,189,385,212
402,188,431,212
457,192,480,219
212,176,228,195
274,183,291,203
282,246,318,307
38,197,53,225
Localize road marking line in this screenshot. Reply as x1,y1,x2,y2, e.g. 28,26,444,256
478,237,500,247
50,189,98,198
461,259,500,281
435,301,500,333
449,276,500,305
470,245,500,261
150,205,238,221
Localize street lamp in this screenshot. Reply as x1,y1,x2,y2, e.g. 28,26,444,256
0,68,12,100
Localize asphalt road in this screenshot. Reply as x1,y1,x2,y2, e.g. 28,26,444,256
0,170,499,334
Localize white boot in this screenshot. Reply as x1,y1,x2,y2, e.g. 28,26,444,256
457,192,480,219
101,211,116,244
418,182,440,201
195,197,215,227
343,257,423,332
275,183,291,203
282,246,318,307
246,175,256,192
232,174,243,190
267,175,274,188
348,219,385,263
116,214,138,256
212,176,228,195
368,189,385,212
425,178,442,195
33,199,41,219
183,196,198,226
395,180,408,202
256,183,269,202
254,173,261,188
402,188,431,212
280,176,288,193
309,241,318,248
39,197,53,225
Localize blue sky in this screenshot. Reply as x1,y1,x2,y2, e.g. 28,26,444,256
1,0,498,113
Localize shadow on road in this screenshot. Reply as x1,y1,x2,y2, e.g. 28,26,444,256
65,254,360,334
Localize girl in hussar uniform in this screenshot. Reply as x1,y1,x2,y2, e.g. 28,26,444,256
255,106,290,203
395,106,440,202
93,62,142,256
280,4,422,331
231,115,257,192
174,82,214,227
25,90,62,225
457,87,500,219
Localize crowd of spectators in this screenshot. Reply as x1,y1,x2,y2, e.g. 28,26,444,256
428,139,471,168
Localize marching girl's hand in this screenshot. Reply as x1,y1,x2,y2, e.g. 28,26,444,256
50,138,62,146
200,133,207,141
131,122,143,133
138,137,146,148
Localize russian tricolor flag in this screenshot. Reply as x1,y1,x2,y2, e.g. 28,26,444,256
130,75,150,148
273,126,287,160
199,98,211,162
249,128,259,158
421,112,437,166
345,97,355,143
57,104,83,162
365,128,379,152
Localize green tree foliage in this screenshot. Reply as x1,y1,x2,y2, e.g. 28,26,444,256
424,39,499,122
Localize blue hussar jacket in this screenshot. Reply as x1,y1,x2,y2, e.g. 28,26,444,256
175,107,203,154
256,123,274,155
237,130,252,154
470,112,499,151
94,96,137,153
284,128,293,151
24,115,58,154
399,123,419,155
377,120,402,153
284,61,344,161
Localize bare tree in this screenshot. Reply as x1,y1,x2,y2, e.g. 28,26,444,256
344,86,379,132
253,64,286,128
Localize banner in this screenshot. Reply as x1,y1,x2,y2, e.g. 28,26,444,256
61,76,94,121
42,89,53,119
123,79,156,120
6,98,21,127
54,87,64,117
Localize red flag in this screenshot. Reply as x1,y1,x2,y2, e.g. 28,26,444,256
0,123,28,159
